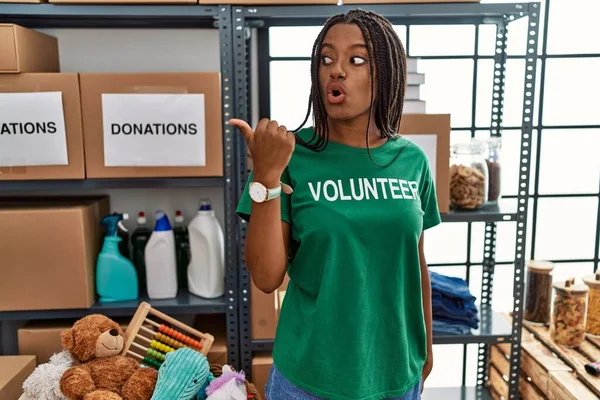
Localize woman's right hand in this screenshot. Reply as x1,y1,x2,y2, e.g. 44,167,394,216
228,118,295,184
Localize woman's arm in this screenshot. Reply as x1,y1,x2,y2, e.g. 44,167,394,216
228,118,295,294
419,233,434,389
245,191,291,294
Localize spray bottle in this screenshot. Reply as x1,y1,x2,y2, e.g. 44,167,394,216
96,213,139,303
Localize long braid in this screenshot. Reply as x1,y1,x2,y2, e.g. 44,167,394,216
293,9,408,166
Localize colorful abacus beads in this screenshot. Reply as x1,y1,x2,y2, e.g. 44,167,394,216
146,348,166,362
158,324,203,350
142,356,162,370
150,339,175,354
155,332,185,349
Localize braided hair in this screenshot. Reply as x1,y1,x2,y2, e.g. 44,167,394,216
293,9,408,163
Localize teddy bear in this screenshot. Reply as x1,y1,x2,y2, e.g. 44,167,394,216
59,314,158,400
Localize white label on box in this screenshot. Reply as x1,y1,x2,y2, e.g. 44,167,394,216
102,94,206,167
0,92,68,167
403,134,437,183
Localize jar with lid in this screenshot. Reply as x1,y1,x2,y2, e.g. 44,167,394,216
481,137,502,205
550,278,589,347
449,141,489,210
524,260,554,325
583,273,600,338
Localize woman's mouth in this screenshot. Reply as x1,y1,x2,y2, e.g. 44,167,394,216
327,84,346,105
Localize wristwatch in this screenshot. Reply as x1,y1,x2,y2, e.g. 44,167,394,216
249,181,282,203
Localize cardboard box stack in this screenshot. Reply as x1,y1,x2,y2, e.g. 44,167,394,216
0,25,86,181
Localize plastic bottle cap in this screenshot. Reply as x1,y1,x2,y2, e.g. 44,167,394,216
137,211,147,224
199,200,212,211
154,211,172,231
175,210,184,223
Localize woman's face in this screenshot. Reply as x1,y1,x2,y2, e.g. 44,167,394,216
318,23,375,122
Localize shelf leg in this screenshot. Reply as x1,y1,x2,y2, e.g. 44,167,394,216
507,3,541,400
217,4,241,371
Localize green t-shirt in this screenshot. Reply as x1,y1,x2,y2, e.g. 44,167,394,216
236,127,441,400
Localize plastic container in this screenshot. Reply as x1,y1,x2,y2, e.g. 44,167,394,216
524,260,554,325
449,141,489,210
131,211,151,294
188,200,225,299
174,210,191,291
145,211,178,299
550,278,589,347
96,213,139,302
481,137,502,205
583,273,600,338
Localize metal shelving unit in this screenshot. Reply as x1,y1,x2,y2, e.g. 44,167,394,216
0,3,241,370
233,3,541,399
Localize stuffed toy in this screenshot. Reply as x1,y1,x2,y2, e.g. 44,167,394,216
21,350,74,400
150,347,210,400
59,314,158,400
205,365,247,400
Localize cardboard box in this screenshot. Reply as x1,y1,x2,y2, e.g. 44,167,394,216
0,24,58,73
193,314,228,366
251,352,273,400
200,0,335,4
399,114,451,214
251,275,289,340
50,0,194,3
0,73,86,180
18,319,129,365
79,72,223,179
0,356,36,400
344,0,479,3
0,197,109,312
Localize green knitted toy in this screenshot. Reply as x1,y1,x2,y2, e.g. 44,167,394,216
150,347,210,400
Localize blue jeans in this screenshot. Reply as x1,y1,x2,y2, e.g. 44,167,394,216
265,364,422,400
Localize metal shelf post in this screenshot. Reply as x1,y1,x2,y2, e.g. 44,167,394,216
507,3,541,400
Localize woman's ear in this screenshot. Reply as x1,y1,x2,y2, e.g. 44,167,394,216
61,328,75,351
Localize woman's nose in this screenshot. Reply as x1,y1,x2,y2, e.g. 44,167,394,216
330,65,346,80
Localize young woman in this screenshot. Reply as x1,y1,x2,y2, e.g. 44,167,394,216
229,9,440,400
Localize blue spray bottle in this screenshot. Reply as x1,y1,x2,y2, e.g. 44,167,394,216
96,213,139,303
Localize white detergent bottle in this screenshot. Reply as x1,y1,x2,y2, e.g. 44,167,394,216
187,200,225,299
145,210,178,299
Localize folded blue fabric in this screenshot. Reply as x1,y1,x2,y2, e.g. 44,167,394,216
430,271,476,302
432,319,472,335
430,271,480,329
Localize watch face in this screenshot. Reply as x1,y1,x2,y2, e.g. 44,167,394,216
249,182,267,203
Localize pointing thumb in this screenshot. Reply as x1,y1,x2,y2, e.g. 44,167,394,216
228,118,254,143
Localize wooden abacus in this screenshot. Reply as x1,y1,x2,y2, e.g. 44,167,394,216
122,301,215,369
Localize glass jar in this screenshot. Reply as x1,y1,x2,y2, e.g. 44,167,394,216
481,137,502,205
583,273,600,338
449,141,489,210
550,278,589,347
524,260,554,325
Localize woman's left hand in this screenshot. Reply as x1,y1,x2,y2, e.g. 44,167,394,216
421,353,433,393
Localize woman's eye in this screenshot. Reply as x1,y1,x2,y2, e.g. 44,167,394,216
351,57,366,65
322,56,333,65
